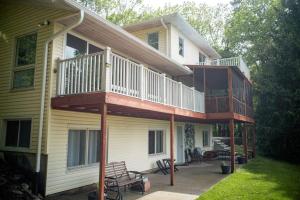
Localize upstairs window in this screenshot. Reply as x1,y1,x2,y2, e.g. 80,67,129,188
13,33,37,89
5,119,31,148
148,130,164,155
179,37,184,56
203,130,210,147
199,52,206,63
65,34,102,59
148,32,159,50
65,34,87,58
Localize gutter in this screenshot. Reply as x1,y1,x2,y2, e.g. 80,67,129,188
35,10,84,174
160,18,169,57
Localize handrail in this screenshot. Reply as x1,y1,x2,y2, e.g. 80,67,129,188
199,56,250,80
57,51,205,113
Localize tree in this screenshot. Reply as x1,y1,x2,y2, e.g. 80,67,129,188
227,0,300,163
78,0,230,52
140,2,230,51
78,0,144,25
225,0,281,67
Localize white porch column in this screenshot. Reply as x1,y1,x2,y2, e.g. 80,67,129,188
101,47,111,92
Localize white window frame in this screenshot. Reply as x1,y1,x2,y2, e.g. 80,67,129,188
203,130,210,147
63,32,103,59
4,118,32,149
148,129,165,156
12,32,37,90
179,37,184,57
66,128,100,170
147,32,159,50
199,52,206,64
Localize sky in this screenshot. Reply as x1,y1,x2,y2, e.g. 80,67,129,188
143,0,231,8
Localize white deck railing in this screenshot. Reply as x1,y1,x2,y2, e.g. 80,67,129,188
57,47,205,113
199,56,250,79
57,52,104,95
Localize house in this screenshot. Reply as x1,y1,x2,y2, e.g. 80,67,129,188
0,0,254,198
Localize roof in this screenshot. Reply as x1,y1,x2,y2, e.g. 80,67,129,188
1,0,193,76
124,13,221,59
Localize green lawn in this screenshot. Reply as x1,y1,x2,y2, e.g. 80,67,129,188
198,157,300,200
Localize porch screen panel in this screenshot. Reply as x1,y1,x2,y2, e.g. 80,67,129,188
88,130,100,164
67,130,86,167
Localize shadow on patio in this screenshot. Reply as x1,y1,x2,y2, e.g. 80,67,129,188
125,160,227,200
47,160,229,200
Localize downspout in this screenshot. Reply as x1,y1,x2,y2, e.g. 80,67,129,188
35,9,84,178
160,18,169,57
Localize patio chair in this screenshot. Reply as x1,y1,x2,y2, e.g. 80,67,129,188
105,161,144,195
162,159,179,172
156,160,169,175
185,149,192,164
192,148,203,162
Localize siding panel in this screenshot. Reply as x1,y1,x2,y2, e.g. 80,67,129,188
0,4,72,154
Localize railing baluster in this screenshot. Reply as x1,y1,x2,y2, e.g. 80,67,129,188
56,51,205,113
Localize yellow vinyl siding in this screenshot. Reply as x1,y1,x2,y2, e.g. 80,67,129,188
0,3,73,154
129,26,167,55
46,110,173,195
46,109,214,195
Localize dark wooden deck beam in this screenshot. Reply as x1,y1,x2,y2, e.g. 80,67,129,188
99,103,107,200
51,92,255,123
229,119,235,173
170,114,175,186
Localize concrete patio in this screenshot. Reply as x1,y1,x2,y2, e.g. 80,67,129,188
47,160,229,200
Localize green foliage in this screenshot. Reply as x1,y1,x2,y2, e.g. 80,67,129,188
78,0,230,51
225,0,281,67
198,157,300,200
226,0,300,163
140,2,230,51
78,0,145,25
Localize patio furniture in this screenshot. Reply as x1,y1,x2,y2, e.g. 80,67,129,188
203,151,218,160
217,150,230,160
193,148,204,162
88,185,123,200
162,159,179,172
105,161,144,195
156,160,169,175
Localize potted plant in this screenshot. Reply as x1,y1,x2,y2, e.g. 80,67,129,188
88,191,97,200
220,161,231,174
88,183,98,200
237,155,246,164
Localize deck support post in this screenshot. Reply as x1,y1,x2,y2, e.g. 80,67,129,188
243,124,248,163
229,119,235,173
170,114,175,186
253,126,256,158
99,103,107,200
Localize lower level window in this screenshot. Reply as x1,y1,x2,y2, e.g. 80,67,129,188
203,130,210,147
5,119,31,148
67,129,100,168
148,130,164,155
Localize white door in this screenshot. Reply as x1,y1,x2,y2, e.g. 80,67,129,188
176,126,184,163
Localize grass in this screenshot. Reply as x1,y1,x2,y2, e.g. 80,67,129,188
198,156,300,200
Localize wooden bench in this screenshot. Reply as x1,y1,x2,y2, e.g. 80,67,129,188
105,161,144,194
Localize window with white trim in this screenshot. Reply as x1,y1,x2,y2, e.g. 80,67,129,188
203,130,210,147
5,119,31,148
148,32,159,50
199,52,206,63
13,33,37,89
148,130,164,155
67,129,100,169
65,33,102,59
179,37,184,56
